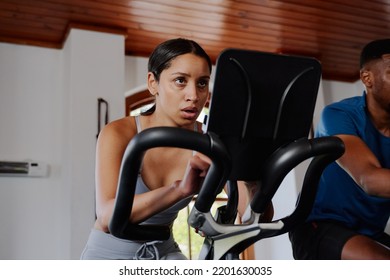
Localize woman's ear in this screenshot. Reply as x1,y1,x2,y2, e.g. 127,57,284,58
147,72,158,96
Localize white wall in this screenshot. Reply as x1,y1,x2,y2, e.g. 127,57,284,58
124,56,149,91
0,43,64,259
0,28,125,259
63,29,125,259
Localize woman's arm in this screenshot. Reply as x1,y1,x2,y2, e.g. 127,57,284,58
94,120,210,231
129,154,209,223
94,120,132,232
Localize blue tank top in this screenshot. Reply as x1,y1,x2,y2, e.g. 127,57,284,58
134,115,194,226
308,92,390,237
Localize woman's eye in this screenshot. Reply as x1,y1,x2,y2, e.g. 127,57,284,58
175,77,186,85
198,79,209,89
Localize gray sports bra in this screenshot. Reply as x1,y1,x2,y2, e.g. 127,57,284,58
134,115,195,226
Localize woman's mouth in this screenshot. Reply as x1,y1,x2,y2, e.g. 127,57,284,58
181,107,199,119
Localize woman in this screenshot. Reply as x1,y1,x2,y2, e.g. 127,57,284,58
81,38,212,260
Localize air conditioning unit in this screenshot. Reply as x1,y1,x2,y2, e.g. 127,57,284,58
0,161,48,177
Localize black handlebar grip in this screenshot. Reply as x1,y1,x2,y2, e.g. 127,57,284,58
109,127,230,240
250,136,344,214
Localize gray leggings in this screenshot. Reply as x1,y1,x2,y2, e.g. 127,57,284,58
80,228,187,260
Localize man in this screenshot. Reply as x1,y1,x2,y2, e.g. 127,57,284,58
289,39,390,259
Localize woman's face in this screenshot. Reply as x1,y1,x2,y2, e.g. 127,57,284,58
149,53,210,128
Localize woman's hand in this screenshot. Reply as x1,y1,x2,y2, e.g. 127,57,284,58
177,155,210,198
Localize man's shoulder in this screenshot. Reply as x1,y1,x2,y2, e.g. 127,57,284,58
324,95,364,116
329,95,363,108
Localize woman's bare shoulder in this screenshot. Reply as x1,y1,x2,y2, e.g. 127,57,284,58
98,116,137,146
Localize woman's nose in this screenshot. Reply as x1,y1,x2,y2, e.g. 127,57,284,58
185,84,199,102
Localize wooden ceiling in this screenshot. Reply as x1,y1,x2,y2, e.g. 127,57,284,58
1,0,389,82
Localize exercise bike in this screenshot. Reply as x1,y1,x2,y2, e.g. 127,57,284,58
108,49,345,260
